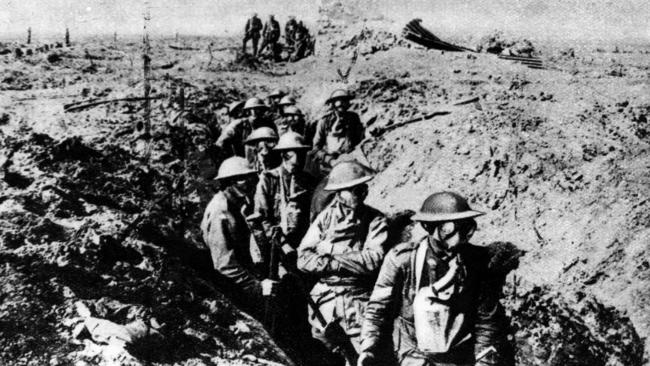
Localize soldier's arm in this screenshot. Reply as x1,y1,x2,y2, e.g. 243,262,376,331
360,246,405,355
311,116,328,150
296,211,340,275
329,215,389,275
253,172,277,237
207,213,262,302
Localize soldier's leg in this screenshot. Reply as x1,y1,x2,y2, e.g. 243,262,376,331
253,36,259,56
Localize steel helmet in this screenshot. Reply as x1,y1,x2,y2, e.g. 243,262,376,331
278,95,296,106
216,156,257,180
283,105,303,116
326,89,353,104
244,127,278,145
324,160,374,191
274,131,310,151
268,88,285,98
243,97,268,110
227,100,244,116
411,192,485,222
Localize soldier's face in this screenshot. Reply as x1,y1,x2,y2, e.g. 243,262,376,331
423,221,465,252
337,184,367,209
281,151,301,173
234,175,258,197
333,99,349,112
256,140,276,157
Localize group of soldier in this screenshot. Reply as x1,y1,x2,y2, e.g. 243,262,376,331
243,13,313,62
201,88,516,366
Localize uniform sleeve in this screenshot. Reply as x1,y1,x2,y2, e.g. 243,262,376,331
296,211,339,275
254,173,277,238
331,215,389,275
312,115,329,150
205,211,262,302
360,247,405,354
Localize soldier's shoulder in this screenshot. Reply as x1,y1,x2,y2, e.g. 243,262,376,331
203,192,230,220
387,242,417,262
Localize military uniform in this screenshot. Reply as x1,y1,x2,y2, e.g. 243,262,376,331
255,166,314,248
243,16,263,56
260,17,281,60
297,198,389,352
360,238,513,366
201,189,262,306
217,117,276,159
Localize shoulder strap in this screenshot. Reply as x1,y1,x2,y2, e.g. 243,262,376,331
414,239,428,290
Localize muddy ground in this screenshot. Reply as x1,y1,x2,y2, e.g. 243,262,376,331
1,7,649,366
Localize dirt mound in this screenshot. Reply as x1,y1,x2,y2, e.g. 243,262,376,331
476,31,537,56
0,123,291,365
510,287,643,366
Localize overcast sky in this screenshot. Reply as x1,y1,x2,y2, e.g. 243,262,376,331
1,0,648,41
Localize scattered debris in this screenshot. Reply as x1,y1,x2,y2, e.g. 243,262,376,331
402,19,475,52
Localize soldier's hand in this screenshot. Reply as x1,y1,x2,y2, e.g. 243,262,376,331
357,352,375,366
261,279,279,297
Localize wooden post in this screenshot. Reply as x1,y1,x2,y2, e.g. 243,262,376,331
114,31,117,43
27,27,32,44
65,28,70,47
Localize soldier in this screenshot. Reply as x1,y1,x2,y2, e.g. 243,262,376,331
215,100,248,158
244,96,277,132
200,157,277,311
243,13,263,56
255,132,314,257
285,16,298,49
358,192,516,366
278,95,297,114
277,106,307,140
260,15,281,61
267,88,286,120
244,126,280,173
306,89,364,179
298,160,390,365
289,21,313,62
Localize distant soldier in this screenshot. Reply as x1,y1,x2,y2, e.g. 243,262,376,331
306,90,364,179
290,21,313,62
298,160,389,365
201,157,276,310
243,13,263,56
358,192,517,366
260,15,281,61
244,127,280,173
285,16,298,49
255,132,314,254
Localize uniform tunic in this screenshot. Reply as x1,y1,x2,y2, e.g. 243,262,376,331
201,189,262,304
360,239,512,366
298,199,389,350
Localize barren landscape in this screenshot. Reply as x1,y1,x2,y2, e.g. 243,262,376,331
1,1,649,365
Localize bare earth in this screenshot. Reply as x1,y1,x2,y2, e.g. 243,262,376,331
0,11,649,366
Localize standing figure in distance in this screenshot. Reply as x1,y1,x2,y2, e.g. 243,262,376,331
243,13,263,56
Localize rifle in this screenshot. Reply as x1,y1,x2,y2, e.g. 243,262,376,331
245,214,281,336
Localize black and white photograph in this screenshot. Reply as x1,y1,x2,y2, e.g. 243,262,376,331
0,1,648,365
